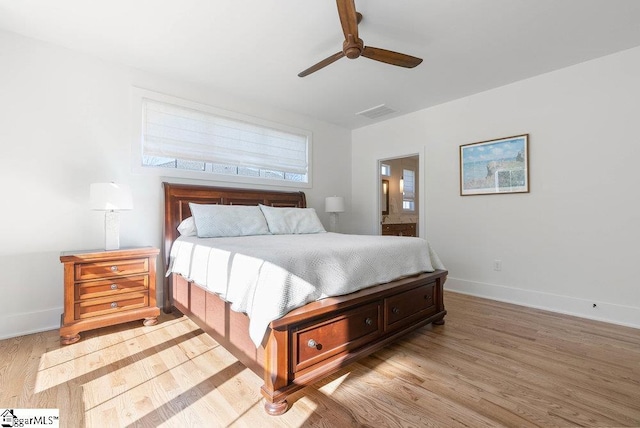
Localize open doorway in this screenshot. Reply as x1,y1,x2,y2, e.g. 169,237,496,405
379,155,419,236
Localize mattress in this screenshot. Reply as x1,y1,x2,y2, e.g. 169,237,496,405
167,232,445,346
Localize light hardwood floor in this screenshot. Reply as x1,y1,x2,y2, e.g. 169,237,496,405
1,291,639,427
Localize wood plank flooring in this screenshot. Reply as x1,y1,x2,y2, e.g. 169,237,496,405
1,291,638,427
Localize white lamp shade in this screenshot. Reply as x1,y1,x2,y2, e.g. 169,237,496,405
325,196,345,213
90,183,133,211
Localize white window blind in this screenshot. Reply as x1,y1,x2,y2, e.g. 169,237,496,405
402,169,415,199
142,98,309,175
402,168,415,211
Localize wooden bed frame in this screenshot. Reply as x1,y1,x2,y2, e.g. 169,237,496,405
162,182,447,415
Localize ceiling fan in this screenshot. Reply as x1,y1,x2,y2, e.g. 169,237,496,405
298,0,423,77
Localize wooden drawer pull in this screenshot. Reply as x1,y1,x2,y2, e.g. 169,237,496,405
110,302,118,308
307,339,318,348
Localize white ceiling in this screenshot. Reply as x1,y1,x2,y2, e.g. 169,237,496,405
2,0,640,129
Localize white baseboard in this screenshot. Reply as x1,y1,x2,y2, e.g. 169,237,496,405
0,307,62,341
445,277,640,330
2,281,638,341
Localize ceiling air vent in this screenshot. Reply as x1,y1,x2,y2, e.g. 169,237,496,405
356,104,396,119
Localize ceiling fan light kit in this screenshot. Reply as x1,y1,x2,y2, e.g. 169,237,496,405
298,0,423,77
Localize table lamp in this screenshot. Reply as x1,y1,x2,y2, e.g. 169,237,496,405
325,196,345,233
90,182,133,250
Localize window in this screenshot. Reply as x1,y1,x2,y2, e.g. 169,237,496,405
132,88,312,187
402,169,415,211
380,163,391,177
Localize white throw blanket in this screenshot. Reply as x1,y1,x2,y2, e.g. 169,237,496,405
167,232,445,346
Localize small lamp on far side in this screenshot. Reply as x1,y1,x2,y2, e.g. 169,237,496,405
90,182,133,250
325,196,345,233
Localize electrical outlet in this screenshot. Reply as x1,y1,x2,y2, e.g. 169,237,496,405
493,259,502,271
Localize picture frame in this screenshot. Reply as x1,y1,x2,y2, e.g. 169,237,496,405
460,134,529,196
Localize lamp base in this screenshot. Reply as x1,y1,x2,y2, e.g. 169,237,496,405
104,211,121,250
328,212,339,233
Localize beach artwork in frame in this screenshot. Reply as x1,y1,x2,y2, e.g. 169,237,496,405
460,134,529,196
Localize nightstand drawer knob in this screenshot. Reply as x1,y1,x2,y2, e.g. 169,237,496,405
110,266,118,272
110,302,118,308
110,284,118,290
392,307,400,314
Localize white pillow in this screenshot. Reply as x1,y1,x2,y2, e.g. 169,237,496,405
177,216,198,236
259,204,326,234
189,203,270,238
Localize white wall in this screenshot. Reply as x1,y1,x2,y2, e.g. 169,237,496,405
0,30,352,339
352,46,640,328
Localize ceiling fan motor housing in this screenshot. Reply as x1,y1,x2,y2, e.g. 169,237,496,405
343,35,364,59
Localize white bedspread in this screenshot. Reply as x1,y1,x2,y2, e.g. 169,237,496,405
167,232,445,346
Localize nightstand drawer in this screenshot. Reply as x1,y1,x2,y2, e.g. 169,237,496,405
75,258,149,280
75,292,149,320
75,275,149,300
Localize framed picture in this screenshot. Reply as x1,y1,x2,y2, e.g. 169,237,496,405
460,134,529,196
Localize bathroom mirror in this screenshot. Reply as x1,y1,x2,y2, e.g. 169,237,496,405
381,179,389,215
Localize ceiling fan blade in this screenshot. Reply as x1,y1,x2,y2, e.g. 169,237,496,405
362,46,423,68
298,51,345,77
336,0,359,41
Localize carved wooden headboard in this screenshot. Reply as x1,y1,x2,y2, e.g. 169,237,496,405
161,182,307,310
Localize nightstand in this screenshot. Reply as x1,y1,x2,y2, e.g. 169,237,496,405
59,247,160,345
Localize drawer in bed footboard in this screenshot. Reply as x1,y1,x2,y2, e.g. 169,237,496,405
292,302,382,374
384,282,436,331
